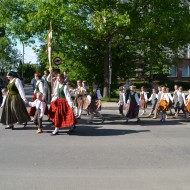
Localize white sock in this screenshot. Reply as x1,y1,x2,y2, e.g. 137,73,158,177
52,127,59,134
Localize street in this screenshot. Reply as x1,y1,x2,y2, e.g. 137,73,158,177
0,85,190,190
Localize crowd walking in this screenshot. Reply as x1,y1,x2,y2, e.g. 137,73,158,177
1,69,190,136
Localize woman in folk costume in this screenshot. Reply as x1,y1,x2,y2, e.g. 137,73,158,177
0,71,30,129
185,89,190,121
29,73,48,118
139,86,148,115
87,82,104,124
157,87,169,122
74,80,83,119
126,85,140,123
48,74,77,135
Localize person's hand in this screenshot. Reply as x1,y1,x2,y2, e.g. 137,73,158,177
24,99,28,104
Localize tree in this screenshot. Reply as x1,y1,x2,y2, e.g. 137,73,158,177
1,0,190,97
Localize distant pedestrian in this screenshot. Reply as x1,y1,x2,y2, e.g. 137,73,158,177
118,86,126,117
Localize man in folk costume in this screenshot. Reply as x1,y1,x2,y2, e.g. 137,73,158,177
87,82,104,124
29,73,48,118
173,86,187,119
0,71,30,129
157,87,169,122
173,84,179,117
74,80,83,119
126,85,140,123
41,70,51,104
147,88,158,117
153,86,162,119
139,86,148,115
48,74,77,135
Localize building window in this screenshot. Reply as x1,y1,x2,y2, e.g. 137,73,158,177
182,65,190,77
168,66,177,77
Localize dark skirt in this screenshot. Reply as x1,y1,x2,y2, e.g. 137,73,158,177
0,94,30,125
48,98,77,128
126,103,139,119
29,93,48,116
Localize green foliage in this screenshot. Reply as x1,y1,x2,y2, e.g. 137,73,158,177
0,0,190,97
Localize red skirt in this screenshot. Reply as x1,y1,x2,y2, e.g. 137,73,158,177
48,98,77,128
29,93,49,116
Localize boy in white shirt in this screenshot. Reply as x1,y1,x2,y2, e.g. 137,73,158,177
28,92,46,133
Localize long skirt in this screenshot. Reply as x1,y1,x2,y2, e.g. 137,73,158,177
48,98,77,128
140,99,147,109
0,94,30,125
186,102,190,113
157,100,168,111
126,103,139,119
29,93,48,116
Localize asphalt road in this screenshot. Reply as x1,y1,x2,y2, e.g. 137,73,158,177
0,85,190,190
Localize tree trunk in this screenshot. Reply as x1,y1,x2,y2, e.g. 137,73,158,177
103,49,109,98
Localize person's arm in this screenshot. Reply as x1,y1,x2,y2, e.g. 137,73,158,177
182,93,186,104
148,94,153,101
96,89,102,100
123,93,126,104
64,85,73,107
39,102,46,118
39,81,45,95
144,92,148,101
135,93,140,105
28,99,37,107
15,78,27,101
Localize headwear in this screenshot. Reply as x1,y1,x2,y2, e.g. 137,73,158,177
7,71,20,78
130,85,136,90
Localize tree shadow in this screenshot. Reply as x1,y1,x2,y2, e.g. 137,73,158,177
66,126,150,137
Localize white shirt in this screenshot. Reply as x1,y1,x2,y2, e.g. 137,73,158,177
177,91,186,103
160,93,169,103
140,91,148,101
148,93,158,101
167,93,173,102
54,84,73,107
1,95,6,108
9,78,26,101
29,99,46,118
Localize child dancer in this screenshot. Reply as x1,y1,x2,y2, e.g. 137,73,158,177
1,87,8,108
157,87,169,122
28,92,46,133
153,86,162,119
87,82,104,124
140,86,148,115
126,85,140,123
118,86,126,117
147,88,158,117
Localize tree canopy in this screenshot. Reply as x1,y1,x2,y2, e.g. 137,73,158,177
0,0,190,96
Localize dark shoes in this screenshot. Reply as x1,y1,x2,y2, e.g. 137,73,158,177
5,125,14,129
69,125,76,133
23,122,27,128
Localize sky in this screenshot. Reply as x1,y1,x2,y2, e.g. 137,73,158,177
16,40,40,64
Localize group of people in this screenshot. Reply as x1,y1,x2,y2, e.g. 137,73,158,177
0,69,104,136
118,84,190,122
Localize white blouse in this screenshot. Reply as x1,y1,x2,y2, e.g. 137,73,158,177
160,93,169,103
54,84,73,107
29,99,46,118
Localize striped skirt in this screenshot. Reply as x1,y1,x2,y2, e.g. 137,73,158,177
0,94,30,125
48,98,77,128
